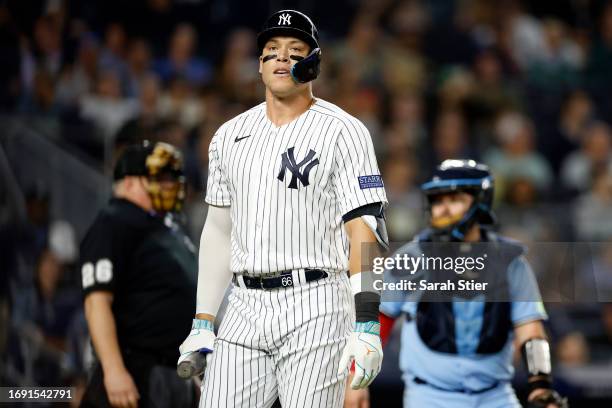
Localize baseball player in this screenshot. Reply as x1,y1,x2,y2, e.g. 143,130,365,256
178,9,389,408
346,159,568,408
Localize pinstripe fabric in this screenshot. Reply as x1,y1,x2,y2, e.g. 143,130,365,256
200,98,386,407
200,273,353,408
204,98,387,276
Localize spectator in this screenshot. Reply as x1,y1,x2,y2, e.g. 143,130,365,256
381,152,422,241
98,23,128,84
216,28,259,104
382,0,429,94
381,91,426,155
561,121,612,193
468,48,522,135
154,23,211,88
56,33,100,111
19,68,58,114
79,69,139,141
11,248,81,386
124,38,153,98
574,165,612,241
330,14,385,88
115,73,163,148
427,109,475,173
497,177,557,241
30,15,63,78
584,3,612,120
500,0,546,71
484,111,553,195
542,90,595,174
525,18,582,90
435,66,475,111
158,75,203,130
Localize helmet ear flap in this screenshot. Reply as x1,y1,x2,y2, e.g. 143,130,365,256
290,47,321,83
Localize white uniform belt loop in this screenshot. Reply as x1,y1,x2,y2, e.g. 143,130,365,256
236,275,247,289
291,270,301,286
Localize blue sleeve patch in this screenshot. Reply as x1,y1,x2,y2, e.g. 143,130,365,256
358,175,384,189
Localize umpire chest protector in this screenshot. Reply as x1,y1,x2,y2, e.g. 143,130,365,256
414,230,524,355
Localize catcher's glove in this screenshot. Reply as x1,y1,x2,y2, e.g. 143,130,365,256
527,390,569,408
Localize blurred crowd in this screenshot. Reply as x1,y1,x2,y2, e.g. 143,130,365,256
1,0,612,405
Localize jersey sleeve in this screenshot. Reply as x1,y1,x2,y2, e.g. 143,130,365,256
507,256,548,325
332,120,388,217
205,132,232,207
79,215,124,296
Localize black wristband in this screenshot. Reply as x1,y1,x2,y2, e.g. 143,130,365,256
355,291,380,322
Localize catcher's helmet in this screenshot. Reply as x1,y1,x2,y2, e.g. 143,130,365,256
421,159,495,240
257,9,321,83
113,140,186,213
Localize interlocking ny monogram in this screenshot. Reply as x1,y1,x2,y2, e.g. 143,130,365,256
278,13,292,25
277,147,319,189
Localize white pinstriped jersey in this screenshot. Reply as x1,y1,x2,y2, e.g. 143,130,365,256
205,98,387,275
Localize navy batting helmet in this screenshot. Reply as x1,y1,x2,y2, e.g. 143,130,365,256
421,159,495,240
257,10,321,83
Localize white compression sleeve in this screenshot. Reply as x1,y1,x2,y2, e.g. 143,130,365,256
195,205,233,316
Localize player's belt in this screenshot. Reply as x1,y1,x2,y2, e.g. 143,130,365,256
233,269,329,290
413,377,499,394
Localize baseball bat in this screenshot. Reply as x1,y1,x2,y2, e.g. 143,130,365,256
177,351,207,379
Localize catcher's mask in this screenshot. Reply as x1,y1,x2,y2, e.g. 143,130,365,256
114,141,186,213
421,159,495,241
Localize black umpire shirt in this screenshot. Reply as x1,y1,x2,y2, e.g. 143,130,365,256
80,198,197,362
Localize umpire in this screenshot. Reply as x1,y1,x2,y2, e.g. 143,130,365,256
79,141,197,408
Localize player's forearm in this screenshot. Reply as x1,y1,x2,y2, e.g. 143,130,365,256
84,292,125,374
195,205,233,318
346,218,383,326
514,319,548,346
346,218,380,276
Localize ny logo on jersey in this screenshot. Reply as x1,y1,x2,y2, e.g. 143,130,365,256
278,13,292,25
277,147,319,189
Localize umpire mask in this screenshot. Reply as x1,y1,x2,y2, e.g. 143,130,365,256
114,141,186,213
145,142,186,213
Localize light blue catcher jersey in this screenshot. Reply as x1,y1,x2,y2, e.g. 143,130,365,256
380,236,548,392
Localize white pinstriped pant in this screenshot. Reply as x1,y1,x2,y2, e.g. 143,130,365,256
200,272,354,408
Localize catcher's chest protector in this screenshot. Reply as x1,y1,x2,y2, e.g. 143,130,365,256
414,236,524,355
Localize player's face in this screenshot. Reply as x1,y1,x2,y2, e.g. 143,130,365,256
430,192,474,228
259,37,310,96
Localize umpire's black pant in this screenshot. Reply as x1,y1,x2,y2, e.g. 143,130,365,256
80,349,195,408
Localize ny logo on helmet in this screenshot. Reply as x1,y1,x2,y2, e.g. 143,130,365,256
277,147,319,189
278,13,292,25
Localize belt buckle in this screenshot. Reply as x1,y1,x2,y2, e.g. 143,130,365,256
260,274,276,290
